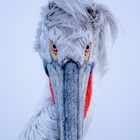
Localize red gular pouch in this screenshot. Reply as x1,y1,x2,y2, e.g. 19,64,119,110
84,73,93,118
49,79,55,103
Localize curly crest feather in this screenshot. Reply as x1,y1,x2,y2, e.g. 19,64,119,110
35,0,117,78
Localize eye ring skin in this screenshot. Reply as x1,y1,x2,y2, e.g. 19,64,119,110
49,40,58,59
84,41,92,61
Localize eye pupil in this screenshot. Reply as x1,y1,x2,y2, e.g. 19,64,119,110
86,45,90,51
52,44,57,51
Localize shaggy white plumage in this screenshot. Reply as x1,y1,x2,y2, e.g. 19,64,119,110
18,0,117,139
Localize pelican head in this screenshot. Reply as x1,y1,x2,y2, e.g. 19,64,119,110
36,0,117,139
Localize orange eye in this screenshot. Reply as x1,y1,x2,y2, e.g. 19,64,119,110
85,44,90,52
52,44,57,51
84,42,92,61
49,40,58,59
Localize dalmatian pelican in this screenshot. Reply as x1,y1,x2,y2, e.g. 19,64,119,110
18,0,117,139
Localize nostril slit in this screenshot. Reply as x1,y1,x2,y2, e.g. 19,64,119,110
61,58,81,68
61,58,70,66
77,61,81,68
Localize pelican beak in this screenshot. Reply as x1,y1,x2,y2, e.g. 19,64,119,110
45,60,92,140
62,61,82,140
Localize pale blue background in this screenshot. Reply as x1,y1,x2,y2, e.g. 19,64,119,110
0,0,140,139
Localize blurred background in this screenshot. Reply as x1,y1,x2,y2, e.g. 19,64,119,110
0,0,140,139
